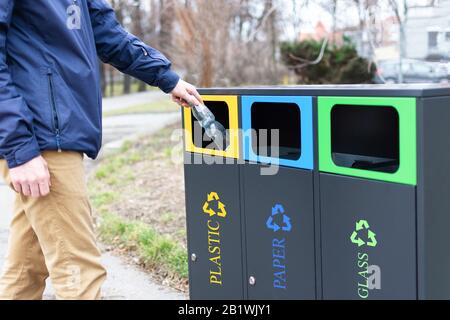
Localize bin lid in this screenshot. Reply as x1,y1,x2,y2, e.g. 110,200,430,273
199,84,450,98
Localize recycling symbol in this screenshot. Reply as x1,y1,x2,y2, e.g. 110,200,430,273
266,204,292,233
202,192,227,218
350,220,377,248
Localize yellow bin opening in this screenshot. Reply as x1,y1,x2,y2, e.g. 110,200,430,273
183,95,239,159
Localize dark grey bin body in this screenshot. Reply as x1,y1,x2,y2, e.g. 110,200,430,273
242,164,316,300
184,153,244,300
182,84,450,300
320,174,416,299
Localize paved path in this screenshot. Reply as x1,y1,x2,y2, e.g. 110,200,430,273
101,112,180,150
0,93,185,300
85,112,181,173
103,90,167,112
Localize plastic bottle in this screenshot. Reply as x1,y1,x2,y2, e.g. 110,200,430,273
190,103,228,149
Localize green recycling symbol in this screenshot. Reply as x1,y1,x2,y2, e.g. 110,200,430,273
350,220,378,248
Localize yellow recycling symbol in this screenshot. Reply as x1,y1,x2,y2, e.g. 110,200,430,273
203,192,227,218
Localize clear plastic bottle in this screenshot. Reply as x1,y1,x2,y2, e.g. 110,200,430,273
191,103,228,149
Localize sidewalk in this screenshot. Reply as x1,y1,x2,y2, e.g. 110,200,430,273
103,90,167,113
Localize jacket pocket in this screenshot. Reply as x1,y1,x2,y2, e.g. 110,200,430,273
46,69,62,152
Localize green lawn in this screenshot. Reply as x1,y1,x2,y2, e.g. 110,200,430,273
98,212,188,278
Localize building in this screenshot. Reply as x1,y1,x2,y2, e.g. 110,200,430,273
406,0,450,60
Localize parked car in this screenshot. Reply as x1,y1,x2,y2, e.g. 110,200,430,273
424,53,450,75
374,59,449,84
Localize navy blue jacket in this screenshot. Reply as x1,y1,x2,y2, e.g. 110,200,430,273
0,0,180,168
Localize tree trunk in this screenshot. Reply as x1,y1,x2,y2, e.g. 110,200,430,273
132,0,147,92
109,66,115,97
100,62,106,96
267,0,278,71
159,0,175,59
113,1,131,94
331,0,337,46
123,74,131,94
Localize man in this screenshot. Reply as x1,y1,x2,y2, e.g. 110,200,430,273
0,0,201,300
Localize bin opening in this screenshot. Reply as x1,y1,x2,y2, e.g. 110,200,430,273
251,102,301,160
191,101,230,150
331,105,399,173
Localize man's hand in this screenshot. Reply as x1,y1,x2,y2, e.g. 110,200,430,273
171,79,203,108
9,155,51,198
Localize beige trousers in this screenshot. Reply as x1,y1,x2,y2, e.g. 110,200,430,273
0,151,106,300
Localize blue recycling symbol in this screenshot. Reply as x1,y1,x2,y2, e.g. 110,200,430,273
266,204,292,233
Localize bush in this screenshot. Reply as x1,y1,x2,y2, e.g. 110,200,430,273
280,38,376,84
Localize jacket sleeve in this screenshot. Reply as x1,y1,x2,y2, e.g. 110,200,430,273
87,0,180,93
0,0,41,168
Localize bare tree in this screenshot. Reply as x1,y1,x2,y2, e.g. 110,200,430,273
159,0,175,59
100,0,296,90
330,0,338,45
112,0,133,94
108,0,122,96
172,0,287,87
131,0,147,92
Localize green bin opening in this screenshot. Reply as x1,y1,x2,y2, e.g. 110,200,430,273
331,105,400,173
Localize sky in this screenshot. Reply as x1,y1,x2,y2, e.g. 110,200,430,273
279,1,359,41
139,0,440,42
278,0,423,41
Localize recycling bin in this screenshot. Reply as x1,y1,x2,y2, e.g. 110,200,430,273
183,85,450,300
183,96,244,300
241,96,316,299
317,93,449,300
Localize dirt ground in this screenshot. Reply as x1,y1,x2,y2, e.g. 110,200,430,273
108,122,187,248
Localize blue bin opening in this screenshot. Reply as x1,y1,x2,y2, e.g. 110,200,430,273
251,102,302,161
242,96,314,170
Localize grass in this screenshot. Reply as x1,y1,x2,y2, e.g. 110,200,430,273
88,124,188,286
91,191,118,208
103,100,179,117
98,212,188,278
